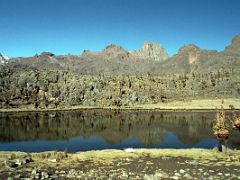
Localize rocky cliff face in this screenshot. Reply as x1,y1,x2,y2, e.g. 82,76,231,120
80,42,168,62
133,42,168,62
177,44,202,64
158,34,239,74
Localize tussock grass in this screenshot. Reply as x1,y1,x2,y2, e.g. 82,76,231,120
140,98,240,110
0,148,239,168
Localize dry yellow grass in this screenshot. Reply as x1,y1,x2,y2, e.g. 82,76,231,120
0,98,240,113
70,148,238,162
139,98,240,110
1,148,239,163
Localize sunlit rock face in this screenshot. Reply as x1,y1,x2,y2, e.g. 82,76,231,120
0,53,7,64
133,42,169,62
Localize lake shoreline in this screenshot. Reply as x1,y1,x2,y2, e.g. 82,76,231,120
1,98,240,113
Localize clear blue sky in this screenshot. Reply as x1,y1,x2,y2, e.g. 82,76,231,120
0,0,240,57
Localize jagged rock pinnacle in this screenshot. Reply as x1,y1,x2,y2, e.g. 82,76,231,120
135,41,168,61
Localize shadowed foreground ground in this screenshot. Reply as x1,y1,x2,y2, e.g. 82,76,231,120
0,149,240,179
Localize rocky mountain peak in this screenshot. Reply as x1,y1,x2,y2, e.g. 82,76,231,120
134,41,168,61
176,44,202,65
40,52,55,57
142,41,161,48
104,44,125,53
81,49,91,56
178,44,200,54
231,34,240,44
224,34,240,55
102,44,131,60
82,49,90,53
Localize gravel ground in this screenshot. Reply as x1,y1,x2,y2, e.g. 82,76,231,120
0,149,240,179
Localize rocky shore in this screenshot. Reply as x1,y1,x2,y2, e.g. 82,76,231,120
0,149,239,179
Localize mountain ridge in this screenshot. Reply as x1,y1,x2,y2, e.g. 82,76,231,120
2,34,240,74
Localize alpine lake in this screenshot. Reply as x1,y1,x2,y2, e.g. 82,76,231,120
0,109,239,152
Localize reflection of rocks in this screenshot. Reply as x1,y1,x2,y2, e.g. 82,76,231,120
0,110,239,148
160,112,215,144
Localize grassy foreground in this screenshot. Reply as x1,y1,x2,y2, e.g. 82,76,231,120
1,149,240,179
0,98,240,112
0,148,240,168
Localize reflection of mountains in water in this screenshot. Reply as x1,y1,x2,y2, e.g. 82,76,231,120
0,110,239,147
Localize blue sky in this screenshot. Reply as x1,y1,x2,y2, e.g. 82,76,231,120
0,0,240,57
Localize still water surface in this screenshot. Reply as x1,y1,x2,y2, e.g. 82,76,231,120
0,110,239,152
